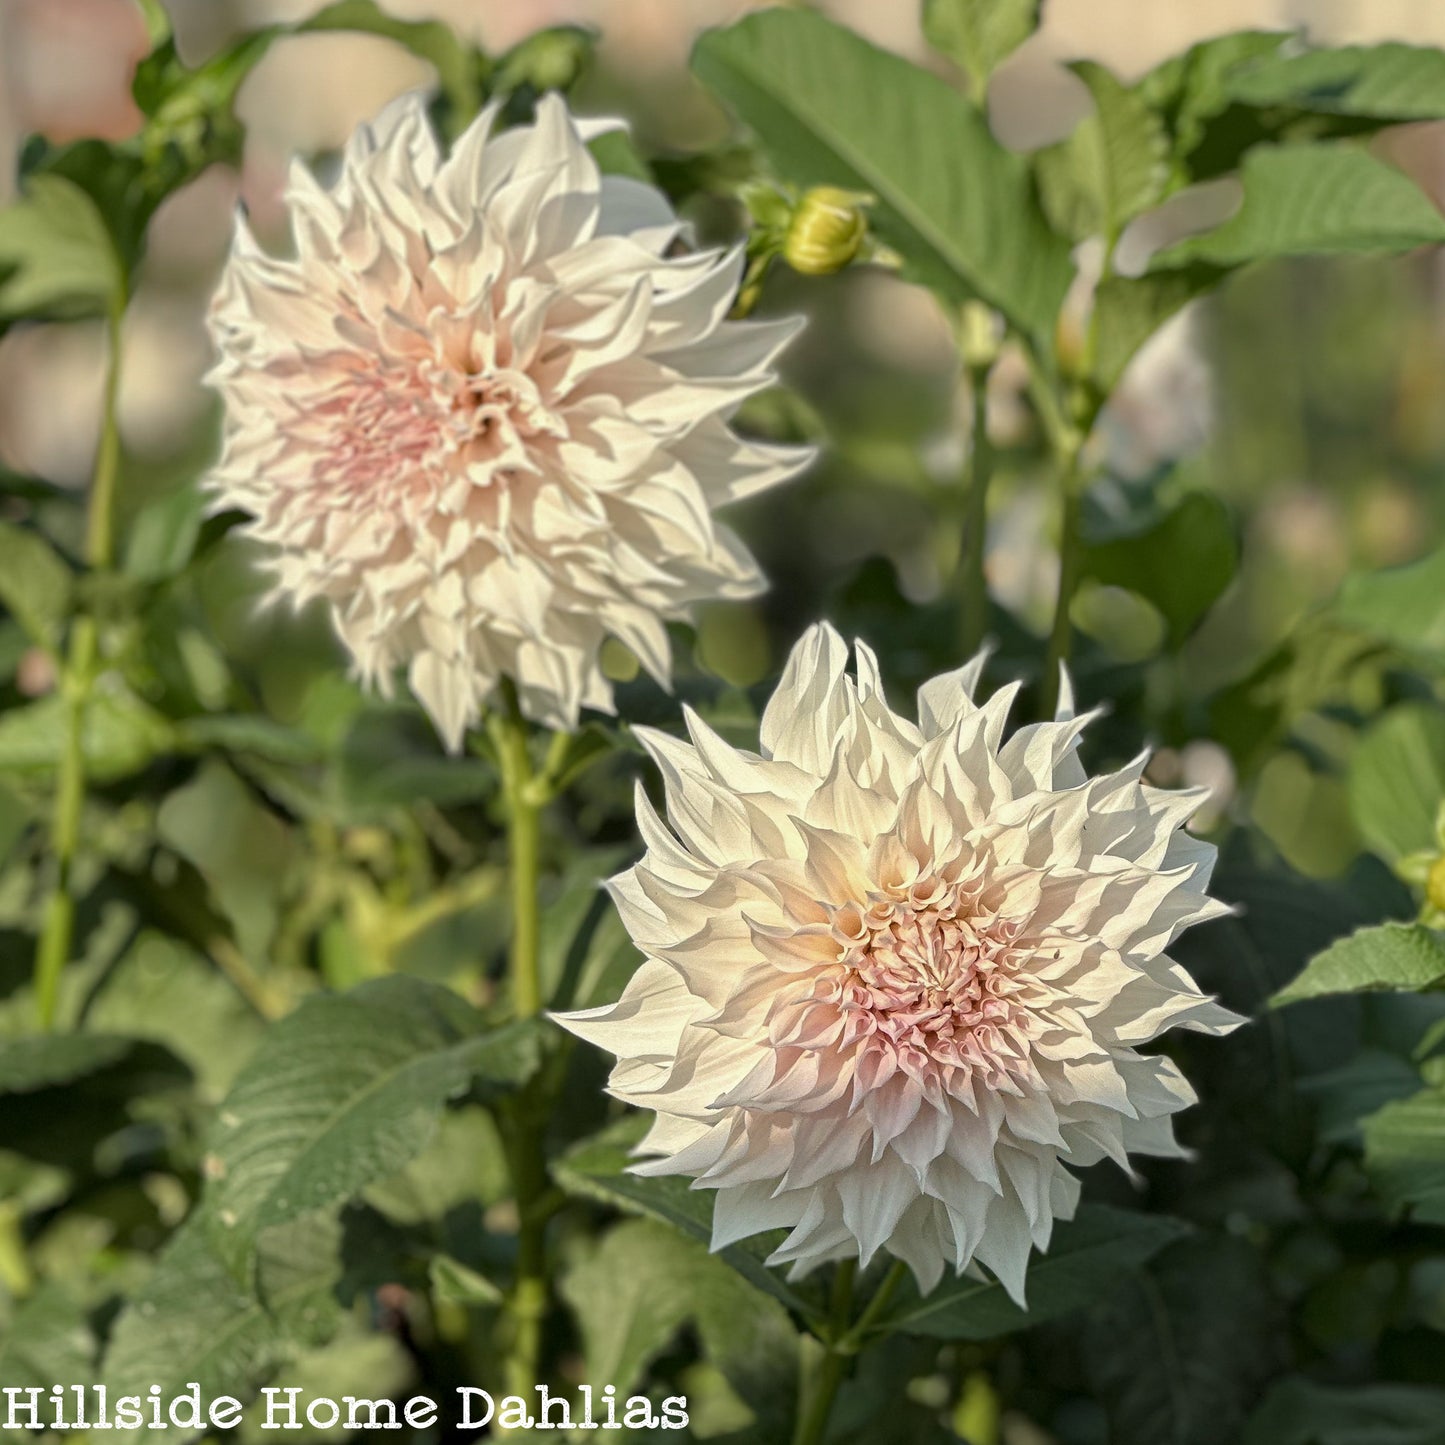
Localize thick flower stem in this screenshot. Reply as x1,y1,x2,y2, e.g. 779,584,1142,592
791,1259,909,1445
1040,445,1085,720
959,360,994,656
33,294,125,1031
489,682,549,1409
792,1260,856,1445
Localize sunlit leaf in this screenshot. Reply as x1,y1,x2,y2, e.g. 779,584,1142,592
692,8,1073,339
1273,924,1445,1008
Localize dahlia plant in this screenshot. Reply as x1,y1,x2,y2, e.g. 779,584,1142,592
7,4,1445,1444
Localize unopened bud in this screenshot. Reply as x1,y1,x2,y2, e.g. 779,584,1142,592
783,187,868,276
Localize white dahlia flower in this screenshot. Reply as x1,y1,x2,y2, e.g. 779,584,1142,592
205,92,809,745
556,625,1241,1298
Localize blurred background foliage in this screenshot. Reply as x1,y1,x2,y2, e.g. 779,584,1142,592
3,1,1445,1443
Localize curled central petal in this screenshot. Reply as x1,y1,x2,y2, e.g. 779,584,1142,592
830,887,1030,1093
556,624,1242,1300
205,92,811,745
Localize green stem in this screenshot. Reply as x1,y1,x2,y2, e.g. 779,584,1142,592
33,294,125,1030
487,680,548,1410
1040,439,1085,720
792,1260,856,1445
843,1260,908,1347
959,360,994,656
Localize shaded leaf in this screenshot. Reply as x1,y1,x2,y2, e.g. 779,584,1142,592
0,1032,186,1094
101,1210,340,1445
0,176,123,322
875,1205,1190,1339
1154,144,1445,271
1227,43,1445,122
1349,703,1445,865
207,976,539,1271
0,522,72,652
692,8,1073,339
0,685,177,783
1243,1379,1445,1445
1334,544,1445,661
1083,1235,1280,1445
1363,1082,1445,1225
552,1114,822,1324
1082,488,1237,647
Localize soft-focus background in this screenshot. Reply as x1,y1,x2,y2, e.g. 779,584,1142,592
8,6,1445,1444
7,0,1445,882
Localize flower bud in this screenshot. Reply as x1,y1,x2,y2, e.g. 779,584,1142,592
783,186,868,276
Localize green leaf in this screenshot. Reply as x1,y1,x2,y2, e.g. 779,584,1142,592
1081,488,1237,647
560,1216,798,1425
0,685,177,783
206,976,539,1271
921,0,1040,96
1243,1379,1445,1445
874,1205,1190,1339
0,1283,95,1439
1036,60,1169,243
0,522,72,652
0,1033,187,1094
1083,1236,1279,1445
122,481,209,582
692,8,1073,339
1153,143,1445,271
1363,1082,1445,1224
1138,30,1288,184
428,1253,505,1307
1272,924,1445,1007
101,1210,340,1445
1088,267,1218,392
552,1115,823,1324
0,175,123,323
1226,43,1445,122
301,0,478,117
1334,543,1445,660
1349,704,1445,863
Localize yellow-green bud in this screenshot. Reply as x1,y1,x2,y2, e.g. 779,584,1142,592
783,187,868,276
1427,853,1445,915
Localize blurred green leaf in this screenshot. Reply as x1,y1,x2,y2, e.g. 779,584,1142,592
206,976,539,1272
101,1210,340,1445
921,0,1040,96
0,685,177,783
874,1205,1190,1339
1227,43,1445,122
1137,30,1291,184
0,522,72,653
0,1283,95,1443
1036,60,1169,243
692,8,1073,339
1273,924,1445,1008
552,1114,823,1324
1088,267,1218,392
1349,704,1445,863
1154,144,1445,272
1081,488,1237,647
0,1033,186,1095
1364,1082,1445,1225
1242,1378,1445,1445
302,0,478,116
0,175,123,323
122,482,209,583
560,1215,798,1430
1334,544,1445,661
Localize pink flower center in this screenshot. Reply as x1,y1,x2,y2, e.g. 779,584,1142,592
830,882,1033,1090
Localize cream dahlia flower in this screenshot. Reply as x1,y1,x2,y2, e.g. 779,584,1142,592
556,625,1240,1298
205,93,809,745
